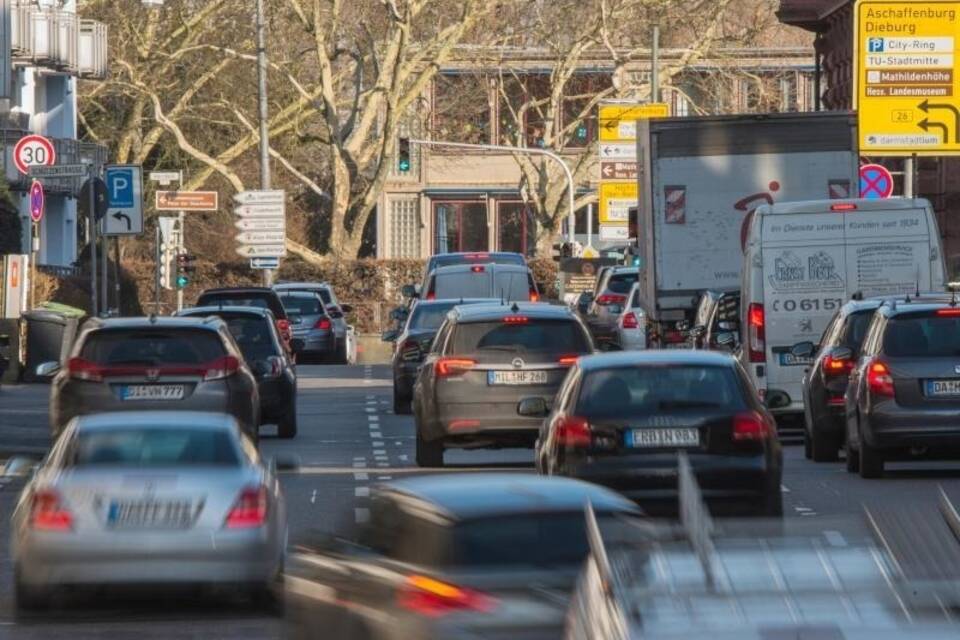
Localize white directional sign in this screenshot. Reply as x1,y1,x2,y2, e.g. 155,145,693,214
250,257,280,270
103,165,144,236
598,143,636,160
148,171,180,184
30,164,87,179
235,203,285,218
234,190,284,205
235,218,285,231
236,243,286,258
236,230,286,244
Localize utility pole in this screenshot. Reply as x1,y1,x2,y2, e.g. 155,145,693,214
255,0,273,286
88,163,98,318
651,23,660,103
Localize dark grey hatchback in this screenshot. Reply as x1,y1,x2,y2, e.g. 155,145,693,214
412,303,594,467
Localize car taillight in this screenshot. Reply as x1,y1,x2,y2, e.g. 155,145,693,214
529,291,539,302
556,416,592,448
277,319,290,334
831,203,858,212
823,354,854,377
470,265,486,273
748,303,765,363
936,308,960,317
595,294,626,306
621,312,639,329
30,489,73,532
224,486,269,529
400,340,422,362
314,317,332,330
397,574,496,618
557,354,580,367
426,292,436,301
464,253,490,260
68,357,103,382
733,411,774,441
436,357,476,377
203,355,240,381
867,360,895,397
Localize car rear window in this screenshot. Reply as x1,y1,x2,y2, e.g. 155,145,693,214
410,303,458,331
80,329,226,365
883,313,960,357
607,273,638,295
451,319,590,361
197,293,285,319
577,365,747,418
842,310,875,353
429,254,525,270
222,316,278,362
279,295,325,316
69,428,240,467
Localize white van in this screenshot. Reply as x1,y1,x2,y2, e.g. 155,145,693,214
739,198,946,418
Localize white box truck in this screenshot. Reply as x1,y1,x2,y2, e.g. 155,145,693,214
739,197,946,420
635,112,859,345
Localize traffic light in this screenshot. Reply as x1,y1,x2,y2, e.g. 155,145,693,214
159,243,174,290
176,253,197,289
398,137,411,172
625,245,642,267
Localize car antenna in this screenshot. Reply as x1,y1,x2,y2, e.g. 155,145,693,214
915,267,921,298
951,284,959,307
511,302,520,313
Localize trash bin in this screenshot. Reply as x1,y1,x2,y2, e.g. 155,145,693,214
22,310,81,383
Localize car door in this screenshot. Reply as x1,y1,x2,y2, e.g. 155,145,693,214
415,321,452,418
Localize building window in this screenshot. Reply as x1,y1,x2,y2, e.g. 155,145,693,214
561,73,613,148
432,73,492,145
497,201,537,256
433,200,488,253
498,73,552,147
390,198,421,258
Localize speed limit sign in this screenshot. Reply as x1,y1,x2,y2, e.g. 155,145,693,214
13,134,56,175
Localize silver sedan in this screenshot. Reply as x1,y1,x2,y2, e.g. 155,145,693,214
11,411,288,612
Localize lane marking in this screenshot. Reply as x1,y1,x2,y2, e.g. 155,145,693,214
355,487,370,497
373,449,386,455
780,484,791,493
377,462,389,467
368,415,379,422
365,408,375,413
354,472,369,481
355,508,370,523
378,476,392,480
824,530,847,547
352,461,365,468
310,489,317,504
370,432,383,439
395,441,403,446
373,441,384,447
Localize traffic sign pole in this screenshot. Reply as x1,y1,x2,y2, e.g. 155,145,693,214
88,164,98,317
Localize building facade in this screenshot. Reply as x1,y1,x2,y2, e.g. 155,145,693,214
376,47,817,259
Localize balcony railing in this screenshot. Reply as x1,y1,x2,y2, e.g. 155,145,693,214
11,1,108,79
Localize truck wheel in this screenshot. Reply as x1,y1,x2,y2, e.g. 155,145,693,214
859,440,884,479
416,432,444,467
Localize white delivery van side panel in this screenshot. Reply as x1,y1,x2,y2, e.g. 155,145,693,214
843,207,935,297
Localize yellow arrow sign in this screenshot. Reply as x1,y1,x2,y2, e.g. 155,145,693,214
599,182,638,224
598,103,670,142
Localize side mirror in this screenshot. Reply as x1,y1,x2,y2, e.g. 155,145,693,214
715,332,737,347
390,308,405,322
517,397,549,418
36,361,60,378
339,304,353,314
790,341,816,358
252,360,272,376
327,307,344,319
290,338,306,353
599,341,623,352
271,454,300,473
2,456,38,478
717,321,738,331
382,329,399,343
764,390,791,410
401,284,418,299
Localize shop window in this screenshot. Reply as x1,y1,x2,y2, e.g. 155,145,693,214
434,200,488,253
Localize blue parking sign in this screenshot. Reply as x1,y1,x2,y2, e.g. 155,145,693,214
106,167,135,207
868,38,884,52
103,165,143,235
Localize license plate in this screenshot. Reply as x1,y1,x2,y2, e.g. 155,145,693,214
488,370,549,386
106,500,198,529
925,379,960,397
121,384,185,401
778,352,813,366
626,428,700,448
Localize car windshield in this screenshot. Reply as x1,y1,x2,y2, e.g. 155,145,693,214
68,428,240,467
280,295,325,316
80,329,226,366
409,303,458,331
222,315,279,362
883,313,960,357
577,365,747,418
451,319,590,361
607,273,638,295
842,310,876,353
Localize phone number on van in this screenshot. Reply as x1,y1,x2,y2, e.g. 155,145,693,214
771,298,844,313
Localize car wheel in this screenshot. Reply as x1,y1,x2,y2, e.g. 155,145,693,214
336,339,348,365
278,403,298,439
416,431,444,467
393,388,412,415
803,431,812,459
760,489,783,518
859,438,884,479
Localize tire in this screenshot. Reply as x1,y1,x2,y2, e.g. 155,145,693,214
14,572,48,614
335,339,348,365
859,438,884,479
393,388,412,415
416,431,444,467
803,432,812,459
761,490,784,518
278,402,298,439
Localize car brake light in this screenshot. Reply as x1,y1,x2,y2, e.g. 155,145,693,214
277,319,290,333
314,317,332,330
503,316,528,324
529,291,539,302
936,308,960,316
556,416,591,448
400,340,422,362
557,354,579,366
436,357,476,377
827,393,846,406
465,253,490,260
867,360,895,397
748,303,765,363
398,574,496,618
68,357,103,382
823,354,854,376
426,292,436,301
621,312,640,329
831,203,858,212
224,486,268,529
203,355,240,381
30,489,73,532
470,265,485,273
595,294,626,306
733,411,774,441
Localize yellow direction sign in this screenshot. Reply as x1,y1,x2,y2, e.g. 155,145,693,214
599,182,638,224
598,103,670,142
855,0,960,155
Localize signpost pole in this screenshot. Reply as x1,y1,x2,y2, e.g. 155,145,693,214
88,164,98,318
904,155,915,198
154,224,161,314
255,0,274,287
100,220,108,316
177,170,184,313
30,222,37,310
587,203,593,249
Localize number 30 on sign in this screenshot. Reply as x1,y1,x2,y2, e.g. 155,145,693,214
13,134,56,175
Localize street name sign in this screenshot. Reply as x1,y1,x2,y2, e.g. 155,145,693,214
600,161,638,181
235,230,286,244
103,165,144,236
156,190,219,211
598,143,637,160
234,190,286,265
855,0,960,155
148,171,180,184
236,243,286,258
235,203,285,218
250,257,280,270
234,190,284,205
29,164,86,179
235,218,285,231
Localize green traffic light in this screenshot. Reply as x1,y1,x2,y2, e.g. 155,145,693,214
176,275,189,289
398,158,411,172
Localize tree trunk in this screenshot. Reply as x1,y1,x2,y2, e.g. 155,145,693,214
329,150,352,259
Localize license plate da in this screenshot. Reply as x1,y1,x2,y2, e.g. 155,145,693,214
107,500,198,529
122,384,186,401
925,379,960,397
488,370,548,386
626,428,700,448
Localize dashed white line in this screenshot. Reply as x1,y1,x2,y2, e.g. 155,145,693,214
355,487,370,498
354,472,369,481
373,441,384,447
352,461,365,468
310,489,317,504
373,449,387,455
370,431,383,439
824,530,847,547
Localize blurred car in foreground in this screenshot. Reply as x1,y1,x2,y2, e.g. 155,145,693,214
530,350,782,517
196,287,293,351
413,302,594,466
275,291,335,363
12,412,287,612
384,298,497,414
177,307,298,438
40,316,260,441
846,297,960,478
273,282,352,363
284,473,641,640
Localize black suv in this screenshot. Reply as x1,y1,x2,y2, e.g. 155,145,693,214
845,295,960,478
